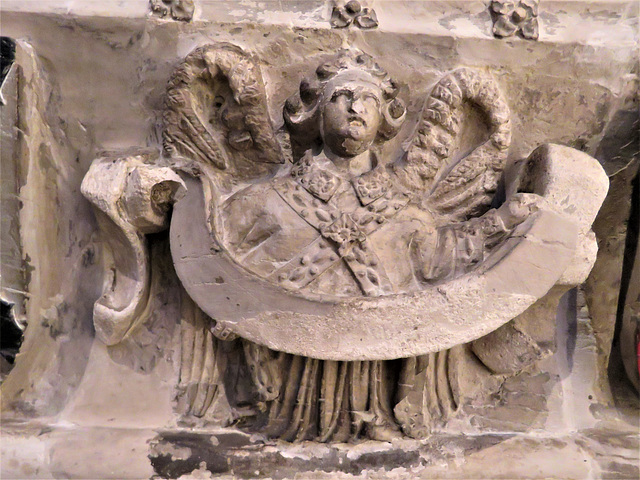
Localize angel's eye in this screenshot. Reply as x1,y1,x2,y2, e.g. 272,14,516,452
361,93,381,107
331,90,352,102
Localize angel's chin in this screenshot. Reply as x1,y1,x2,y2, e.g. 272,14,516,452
339,138,369,157
346,125,369,139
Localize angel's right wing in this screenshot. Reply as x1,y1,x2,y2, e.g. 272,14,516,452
163,43,285,174
401,68,511,221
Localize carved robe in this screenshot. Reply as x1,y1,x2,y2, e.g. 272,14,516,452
222,150,438,298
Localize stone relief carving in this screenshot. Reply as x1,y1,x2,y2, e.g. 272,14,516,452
150,0,195,22
490,0,539,40
81,44,608,442
330,1,379,29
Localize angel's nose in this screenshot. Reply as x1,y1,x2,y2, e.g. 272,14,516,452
349,97,366,115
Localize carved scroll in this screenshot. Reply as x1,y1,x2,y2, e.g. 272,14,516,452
471,144,609,373
81,152,185,345
172,173,576,360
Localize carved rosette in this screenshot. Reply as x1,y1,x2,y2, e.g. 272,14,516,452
150,0,195,22
490,0,539,40
330,1,379,29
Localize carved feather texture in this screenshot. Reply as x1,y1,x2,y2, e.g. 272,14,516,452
163,44,284,171
405,68,511,221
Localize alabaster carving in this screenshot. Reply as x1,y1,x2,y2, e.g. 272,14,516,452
168,47,606,360
81,43,608,442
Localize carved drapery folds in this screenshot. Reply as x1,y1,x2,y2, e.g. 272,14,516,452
82,43,608,442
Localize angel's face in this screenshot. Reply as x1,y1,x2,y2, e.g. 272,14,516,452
321,80,383,158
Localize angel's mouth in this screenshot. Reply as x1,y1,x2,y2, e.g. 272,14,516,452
348,116,366,127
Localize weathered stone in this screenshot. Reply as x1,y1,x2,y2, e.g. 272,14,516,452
0,1,637,477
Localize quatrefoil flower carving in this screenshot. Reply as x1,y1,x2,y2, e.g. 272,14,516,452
321,213,366,256
490,0,539,40
330,1,379,29
149,0,194,22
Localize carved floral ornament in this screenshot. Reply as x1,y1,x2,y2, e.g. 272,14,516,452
82,43,607,363
330,0,379,29
490,0,540,40
149,0,195,22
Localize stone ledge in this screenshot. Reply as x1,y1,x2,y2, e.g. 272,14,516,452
1,1,637,46
2,420,638,479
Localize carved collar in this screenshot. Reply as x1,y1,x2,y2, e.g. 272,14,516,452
291,150,395,206
351,164,393,206
290,152,342,202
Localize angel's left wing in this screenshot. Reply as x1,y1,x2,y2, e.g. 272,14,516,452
163,43,285,174
402,68,511,221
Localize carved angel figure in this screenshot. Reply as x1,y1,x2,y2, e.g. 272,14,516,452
82,44,608,442
218,50,525,300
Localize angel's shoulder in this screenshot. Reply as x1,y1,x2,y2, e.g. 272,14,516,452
226,179,275,204
223,177,288,219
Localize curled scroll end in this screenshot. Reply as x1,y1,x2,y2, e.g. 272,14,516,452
471,145,608,374
81,153,186,345
513,143,609,286
123,166,186,234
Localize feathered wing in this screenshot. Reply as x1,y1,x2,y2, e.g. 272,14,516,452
403,68,511,221
163,43,285,173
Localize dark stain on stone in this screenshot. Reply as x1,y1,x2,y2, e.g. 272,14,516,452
42,301,70,340
81,246,95,267
149,432,231,478
8,399,37,418
148,429,428,479
346,449,422,473
0,37,16,86
595,103,640,176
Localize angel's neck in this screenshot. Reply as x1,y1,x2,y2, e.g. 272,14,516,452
323,149,374,178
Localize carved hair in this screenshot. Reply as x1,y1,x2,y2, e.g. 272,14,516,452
284,50,406,146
